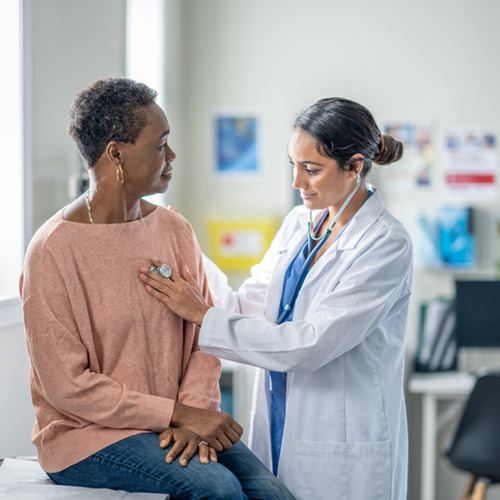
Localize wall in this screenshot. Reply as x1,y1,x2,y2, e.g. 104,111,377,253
0,322,36,458
30,0,126,232
170,1,500,499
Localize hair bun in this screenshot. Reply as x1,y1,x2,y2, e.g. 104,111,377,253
374,134,404,165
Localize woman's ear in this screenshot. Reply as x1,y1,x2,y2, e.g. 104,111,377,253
105,141,122,166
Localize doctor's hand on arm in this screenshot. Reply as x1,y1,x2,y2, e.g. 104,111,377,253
140,262,210,325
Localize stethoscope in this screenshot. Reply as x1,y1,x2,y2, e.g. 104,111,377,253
277,172,362,324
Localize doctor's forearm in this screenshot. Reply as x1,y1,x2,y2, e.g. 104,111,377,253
197,307,382,373
197,309,322,372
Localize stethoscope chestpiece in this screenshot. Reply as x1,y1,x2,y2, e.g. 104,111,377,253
149,263,172,280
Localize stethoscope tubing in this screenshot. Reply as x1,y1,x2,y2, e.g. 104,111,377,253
277,231,331,324
277,173,362,324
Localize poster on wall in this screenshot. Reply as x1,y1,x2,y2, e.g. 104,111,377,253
442,127,498,200
377,120,433,193
213,113,261,175
415,206,475,269
208,219,276,272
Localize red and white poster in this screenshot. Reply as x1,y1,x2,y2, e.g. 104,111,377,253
378,120,434,193
443,127,498,200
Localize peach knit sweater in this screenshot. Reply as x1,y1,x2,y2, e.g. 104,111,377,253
19,206,221,473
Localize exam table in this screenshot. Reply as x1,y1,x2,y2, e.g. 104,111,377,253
0,457,169,499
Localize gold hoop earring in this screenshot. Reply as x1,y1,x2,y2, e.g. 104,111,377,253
116,164,124,184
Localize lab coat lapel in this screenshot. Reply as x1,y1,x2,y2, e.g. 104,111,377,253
266,189,385,319
300,188,386,291
265,210,314,322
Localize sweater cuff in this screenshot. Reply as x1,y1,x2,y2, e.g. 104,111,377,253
148,396,176,432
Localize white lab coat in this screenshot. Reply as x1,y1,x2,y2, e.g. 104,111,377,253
199,187,413,500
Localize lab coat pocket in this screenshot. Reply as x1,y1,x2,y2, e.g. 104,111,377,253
293,440,391,500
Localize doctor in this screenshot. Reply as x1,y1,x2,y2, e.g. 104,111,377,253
140,97,413,500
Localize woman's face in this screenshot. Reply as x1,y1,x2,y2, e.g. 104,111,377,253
289,128,356,211
121,103,176,196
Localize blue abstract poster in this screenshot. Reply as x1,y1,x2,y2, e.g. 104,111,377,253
416,207,475,269
215,116,259,174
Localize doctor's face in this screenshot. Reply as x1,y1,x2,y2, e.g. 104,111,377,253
289,128,356,211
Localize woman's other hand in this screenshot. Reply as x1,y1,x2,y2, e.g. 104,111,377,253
159,427,217,466
170,402,243,452
140,262,210,325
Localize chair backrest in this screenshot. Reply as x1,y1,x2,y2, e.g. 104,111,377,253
446,372,500,483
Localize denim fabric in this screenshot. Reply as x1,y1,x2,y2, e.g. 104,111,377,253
47,433,295,500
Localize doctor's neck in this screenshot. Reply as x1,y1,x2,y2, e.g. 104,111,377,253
324,181,371,229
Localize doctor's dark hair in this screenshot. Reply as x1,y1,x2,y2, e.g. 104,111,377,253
294,98,403,176
67,77,158,167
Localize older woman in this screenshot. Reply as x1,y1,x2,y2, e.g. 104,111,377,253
20,78,294,500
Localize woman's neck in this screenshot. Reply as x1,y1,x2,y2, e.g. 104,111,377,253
63,175,146,224
87,183,144,224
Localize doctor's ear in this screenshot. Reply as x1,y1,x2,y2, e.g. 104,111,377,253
347,154,365,177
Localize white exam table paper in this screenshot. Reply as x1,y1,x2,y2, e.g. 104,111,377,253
0,458,169,499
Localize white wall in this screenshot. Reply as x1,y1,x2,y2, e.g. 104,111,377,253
30,0,126,232
0,322,36,458
174,0,500,220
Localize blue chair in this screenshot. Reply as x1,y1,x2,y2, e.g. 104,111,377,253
445,372,500,500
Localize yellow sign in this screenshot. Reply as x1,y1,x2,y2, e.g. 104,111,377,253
208,219,277,272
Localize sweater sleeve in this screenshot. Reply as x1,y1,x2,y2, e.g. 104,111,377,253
21,247,175,433
177,228,221,411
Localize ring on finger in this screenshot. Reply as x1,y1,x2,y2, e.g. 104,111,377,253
198,440,208,447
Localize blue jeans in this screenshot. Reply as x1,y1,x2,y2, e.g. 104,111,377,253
47,433,294,500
